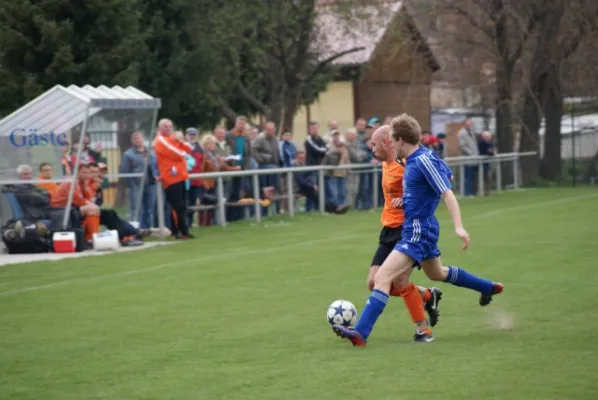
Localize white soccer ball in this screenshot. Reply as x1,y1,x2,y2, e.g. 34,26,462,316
327,300,357,327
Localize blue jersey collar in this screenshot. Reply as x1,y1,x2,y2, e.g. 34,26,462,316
406,145,426,162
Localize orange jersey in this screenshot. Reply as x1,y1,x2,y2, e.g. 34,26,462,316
51,180,90,208
87,179,101,199
37,179,59,199
153,133,193,188
380,160,405,228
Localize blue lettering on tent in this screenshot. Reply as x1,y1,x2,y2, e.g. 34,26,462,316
9,129,68,148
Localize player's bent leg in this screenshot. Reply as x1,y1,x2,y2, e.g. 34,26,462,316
421,257,503,306
334,251,415,347
393,270,434,342
367,266,378,292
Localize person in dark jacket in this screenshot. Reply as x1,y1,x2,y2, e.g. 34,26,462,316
253,121,281,192
185,127,204,227
7,165,52,221
224,116,253,221
1,164,65,238
303,121,327,211
295,151,348,214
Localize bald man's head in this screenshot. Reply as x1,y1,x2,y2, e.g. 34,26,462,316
371,125,395,161
158,119,173,135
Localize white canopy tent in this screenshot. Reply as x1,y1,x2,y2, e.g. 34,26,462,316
0,85,161,229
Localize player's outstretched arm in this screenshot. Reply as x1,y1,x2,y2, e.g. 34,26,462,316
441,190,470,250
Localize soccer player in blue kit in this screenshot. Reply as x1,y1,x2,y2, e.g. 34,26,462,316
332,114,503,346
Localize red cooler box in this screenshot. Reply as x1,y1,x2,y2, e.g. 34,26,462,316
53,232,77,253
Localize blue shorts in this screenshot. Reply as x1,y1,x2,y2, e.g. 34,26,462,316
394,218,441,263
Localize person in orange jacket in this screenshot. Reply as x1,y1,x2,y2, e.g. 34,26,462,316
52,163,100,243
153,119,194,239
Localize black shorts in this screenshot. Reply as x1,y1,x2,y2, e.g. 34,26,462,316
370,226,403,267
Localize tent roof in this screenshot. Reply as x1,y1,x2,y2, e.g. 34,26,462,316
0,85,160,137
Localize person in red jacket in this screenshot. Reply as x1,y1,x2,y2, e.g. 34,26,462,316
153,119,194,239
185,127,204,227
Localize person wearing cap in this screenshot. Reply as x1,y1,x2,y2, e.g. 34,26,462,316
435,133,447,159
120,131,158,229
185,127,204,227
368,117,381,130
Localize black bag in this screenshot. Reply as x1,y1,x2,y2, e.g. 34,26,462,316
1,219,51,254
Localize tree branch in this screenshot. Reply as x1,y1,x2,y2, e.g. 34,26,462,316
304,46,365,83
237,81,270,115
216,96,238,122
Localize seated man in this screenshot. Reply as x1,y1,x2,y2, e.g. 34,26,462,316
295,151,349,214
2,164,54,238
88,163,145,246
52,163,100,244
36,162,59,198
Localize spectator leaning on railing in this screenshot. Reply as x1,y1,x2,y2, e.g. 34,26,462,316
294,151,349,215
120,131,158,229
279,131,298,213
225,116,253,221
478,130,495,196
200,134,241,225
253,121,280,192
322,130,355,207
153,118,194,239
344,127,366,207
304,121,327,212
355,126,375,210
280,131,297,168
458,117,480,197
185,127,204,227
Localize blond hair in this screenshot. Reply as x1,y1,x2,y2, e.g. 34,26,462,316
390,114,421,145
201,134,217,147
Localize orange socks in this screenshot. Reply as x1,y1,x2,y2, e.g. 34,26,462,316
83,215,100,242
399,283,430,332
420,287,432,302
392,284,432,303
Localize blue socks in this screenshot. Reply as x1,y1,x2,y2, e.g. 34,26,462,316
354,289,389,340
444,266,494,294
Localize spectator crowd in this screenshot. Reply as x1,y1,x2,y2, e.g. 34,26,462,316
1,113,496,253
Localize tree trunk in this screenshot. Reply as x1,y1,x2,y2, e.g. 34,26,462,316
518,86,542,184
539,68,563,180
280,84,302,134
495,73,515,185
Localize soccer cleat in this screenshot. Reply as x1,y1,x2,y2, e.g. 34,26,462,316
332,325,367,347
424,287,443,327
413,329,434,343
479,282,504,307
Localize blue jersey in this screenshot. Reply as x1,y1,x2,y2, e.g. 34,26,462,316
402,146,452,220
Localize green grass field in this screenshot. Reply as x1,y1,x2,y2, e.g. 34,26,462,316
1,188,598,400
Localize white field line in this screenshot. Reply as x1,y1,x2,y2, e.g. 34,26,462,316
2,192,596,297
0,232,368,297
